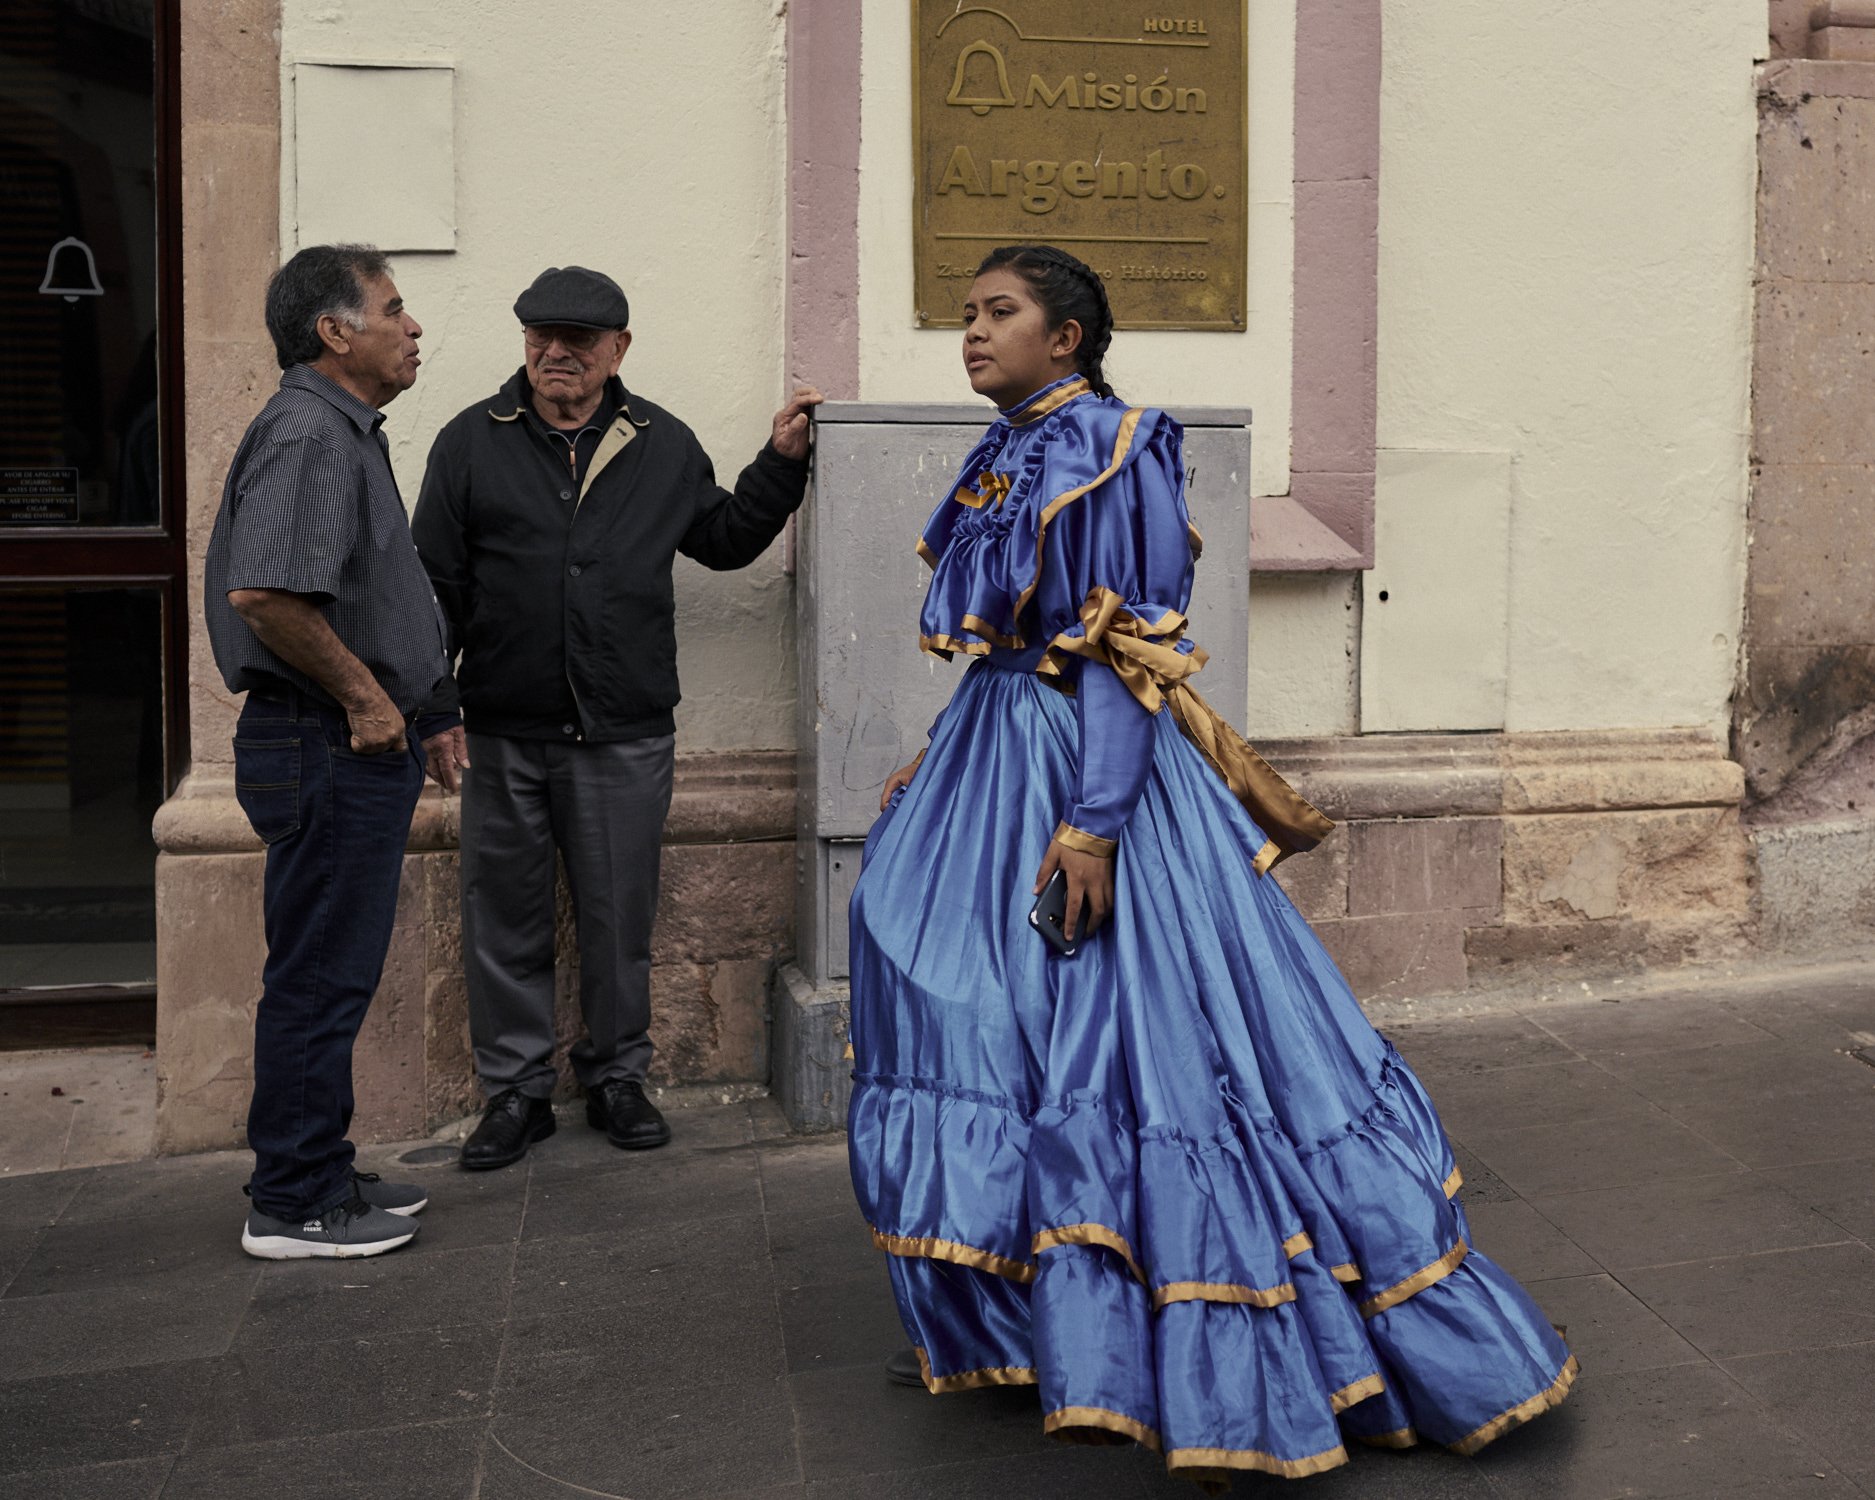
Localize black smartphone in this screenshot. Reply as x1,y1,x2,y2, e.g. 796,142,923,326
1028,868,1078,957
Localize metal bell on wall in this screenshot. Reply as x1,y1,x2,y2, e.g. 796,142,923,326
38,237,104,302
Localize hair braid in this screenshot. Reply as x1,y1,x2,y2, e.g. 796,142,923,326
974,243,1116,399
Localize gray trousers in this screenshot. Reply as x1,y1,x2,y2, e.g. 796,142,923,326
460,731,675,1095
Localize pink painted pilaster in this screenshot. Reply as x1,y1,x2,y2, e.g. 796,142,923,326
1256,0,1380,570
786,0,863,398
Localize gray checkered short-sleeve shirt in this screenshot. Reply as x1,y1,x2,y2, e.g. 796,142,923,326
205,364,450,715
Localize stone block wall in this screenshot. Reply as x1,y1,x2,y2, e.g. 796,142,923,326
1743,56,1875,951
153,753,793,1154
1272,730,1754,1001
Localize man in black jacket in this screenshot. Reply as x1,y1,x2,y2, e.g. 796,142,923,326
412,266,820,1169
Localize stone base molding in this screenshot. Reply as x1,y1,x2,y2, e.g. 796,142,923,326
1268,729,1753,1001
151,751,795,1155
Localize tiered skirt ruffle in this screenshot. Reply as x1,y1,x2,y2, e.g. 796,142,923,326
847,660,1575,1485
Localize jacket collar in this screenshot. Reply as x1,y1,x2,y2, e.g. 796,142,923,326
489,368,649,430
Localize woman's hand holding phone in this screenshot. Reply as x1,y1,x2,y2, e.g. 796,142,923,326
1033,840,1114,944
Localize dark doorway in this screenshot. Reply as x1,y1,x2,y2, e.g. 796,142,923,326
0,0,181,1044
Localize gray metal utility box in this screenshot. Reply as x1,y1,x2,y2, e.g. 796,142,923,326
773,401,1252,1130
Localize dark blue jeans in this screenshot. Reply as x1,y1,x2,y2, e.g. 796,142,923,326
233,689,424,1219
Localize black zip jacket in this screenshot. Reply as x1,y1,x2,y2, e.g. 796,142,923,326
412,370,808,742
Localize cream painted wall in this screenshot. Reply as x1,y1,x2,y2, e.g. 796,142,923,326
278,0,795,750
1374,0,1759,737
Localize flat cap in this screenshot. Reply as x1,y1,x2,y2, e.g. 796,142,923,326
512,266,630,329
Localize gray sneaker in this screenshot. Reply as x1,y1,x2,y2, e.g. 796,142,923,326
241,1192,419,1260
353,1170,428,1217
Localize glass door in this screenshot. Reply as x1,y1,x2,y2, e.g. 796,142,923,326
0,0,182,1041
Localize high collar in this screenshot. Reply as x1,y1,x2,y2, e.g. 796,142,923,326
282,363,383,434
1000,374,1091,427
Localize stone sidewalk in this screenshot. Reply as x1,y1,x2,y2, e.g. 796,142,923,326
2,966,1874,1499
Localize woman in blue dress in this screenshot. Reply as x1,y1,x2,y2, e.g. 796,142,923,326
846,244,1575,1487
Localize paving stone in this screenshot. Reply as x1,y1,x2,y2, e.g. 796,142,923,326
1470,1360,1839,1500
1526,1273,1704,1376
767,1206,881,1290
1725,1340,1875,1476
1448,1143,1521,1206
0,1358,213,1476
1527,996,1778,1060
1424,1059,1658,1144
1596,1037,1873,1111
508,1213,770,1324
790,1361,1060,1482
0,1455,174,1499
779,1269,909,1375
519,1143,761,1242
188,1324,503,1451
1531,1172,1852,1271
390,1169,530,1257
1460,1198,1601,1283
0,1228,41,1297
805,1444,1158,1498
1620,1242,1875,1361
161,1417,486,1499
497,1279,788,1408
0,1270,255,1380
758,1137,866,1220
1382,1014,1581,1077
487,1374,798,1499
0,1167,91,1229
1666,1086,1875,1170
237,1243,512,1350
1459,1110,1744,1199
4,1206,249,1298
1776,1156,1875,1242
55,1152,244,1226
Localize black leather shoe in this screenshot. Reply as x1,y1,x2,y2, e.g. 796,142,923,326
460,1089,556,1171
584,1079,671,1150
885,1347,926,1388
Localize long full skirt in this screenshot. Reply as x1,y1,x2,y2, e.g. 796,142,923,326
846,659,1576,1485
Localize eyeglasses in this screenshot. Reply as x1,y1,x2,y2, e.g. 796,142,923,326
523,326,614,353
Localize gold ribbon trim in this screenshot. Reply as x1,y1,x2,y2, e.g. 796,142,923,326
1053,821,1116,859
1164,1441,1350,1480
870,1227,1035,1283
1006,376,1091,426
1044,1405,1162,1452
1443,1165,1464,1199
1449,1354,1580,1456
956,470,1014,510
1356,1427,1419,1450
1042,587,1335,873
1329,1374,1387,1414
1032,1222,1147,1286
1358,1239,1469,1318
1012,408,1145,620
1329,1261,1362,1284
1152,1279,1297,1310
915,1346,1038,1393
1282,1231,1312,1259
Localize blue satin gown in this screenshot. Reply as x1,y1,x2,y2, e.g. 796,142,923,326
846,375,1575,1487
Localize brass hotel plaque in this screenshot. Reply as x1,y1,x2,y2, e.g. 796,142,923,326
913,1,1246,331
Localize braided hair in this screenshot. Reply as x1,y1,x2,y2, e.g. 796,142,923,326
975,244,1116,399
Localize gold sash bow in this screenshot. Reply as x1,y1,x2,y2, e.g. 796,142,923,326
957,471,1014,510
1041,588,1335,874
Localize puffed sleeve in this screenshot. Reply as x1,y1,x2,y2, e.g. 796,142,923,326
1028,412,1197,853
